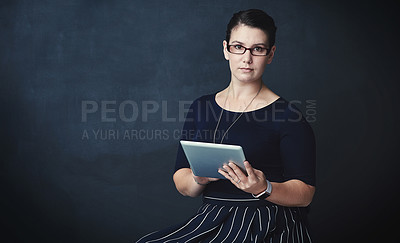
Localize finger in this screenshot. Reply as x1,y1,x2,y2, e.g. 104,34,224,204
224,163,242,183
244,161,256,178
218,168,231,180
227,163,246,185
218,169,236,184
222,163,236,176
193,175,209,185
228,162,246,179
219,169,242,187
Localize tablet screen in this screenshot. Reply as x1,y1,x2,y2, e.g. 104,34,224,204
180,140,246,179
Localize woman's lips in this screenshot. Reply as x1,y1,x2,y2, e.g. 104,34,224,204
240,68,253,72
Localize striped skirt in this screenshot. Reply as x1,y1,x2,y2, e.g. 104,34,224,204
136,196,312,243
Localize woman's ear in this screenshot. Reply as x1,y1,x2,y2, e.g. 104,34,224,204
223,40,229,60
266,45,276,64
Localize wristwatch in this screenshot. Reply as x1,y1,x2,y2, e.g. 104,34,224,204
252,180,272,200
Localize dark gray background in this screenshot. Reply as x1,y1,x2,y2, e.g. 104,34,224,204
1,0,399,242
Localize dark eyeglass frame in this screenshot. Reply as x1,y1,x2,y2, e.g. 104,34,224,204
227,44,271,56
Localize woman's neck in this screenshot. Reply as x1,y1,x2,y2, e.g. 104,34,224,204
227,79,263,101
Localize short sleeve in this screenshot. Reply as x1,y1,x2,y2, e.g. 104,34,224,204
173,100,197,173
279,106,316,186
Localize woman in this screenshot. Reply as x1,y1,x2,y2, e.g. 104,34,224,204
137,9,316,243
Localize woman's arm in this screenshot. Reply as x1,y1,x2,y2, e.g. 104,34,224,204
268,179,315,207
173,168,219,197
219,161,315,207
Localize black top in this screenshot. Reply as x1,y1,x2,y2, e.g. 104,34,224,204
174,93,316,199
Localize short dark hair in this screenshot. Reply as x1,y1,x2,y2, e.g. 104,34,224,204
226,9,277,48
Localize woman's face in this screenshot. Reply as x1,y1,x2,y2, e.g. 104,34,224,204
223,24,275,84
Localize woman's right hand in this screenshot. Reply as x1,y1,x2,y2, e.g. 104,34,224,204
192,172,219,186
174,168,219,197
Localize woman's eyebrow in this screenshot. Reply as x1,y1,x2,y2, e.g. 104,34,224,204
253,43,268,47
230,41,268,47
230,40,245,45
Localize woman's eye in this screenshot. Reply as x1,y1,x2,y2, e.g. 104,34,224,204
253,47,263,52
234,45,243,50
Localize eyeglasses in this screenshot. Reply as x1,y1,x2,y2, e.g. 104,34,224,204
227,44,270,56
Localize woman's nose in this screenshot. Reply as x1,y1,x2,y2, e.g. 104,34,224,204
242,49,253,63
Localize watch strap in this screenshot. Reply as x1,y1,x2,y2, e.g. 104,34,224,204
252,180,272,199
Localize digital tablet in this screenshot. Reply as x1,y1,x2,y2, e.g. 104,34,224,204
180,140,247,179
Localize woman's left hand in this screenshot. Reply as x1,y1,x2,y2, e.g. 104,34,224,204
218,161,268,195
